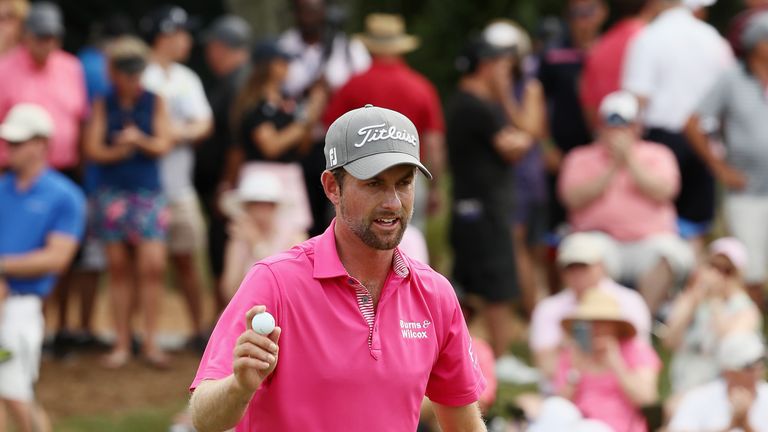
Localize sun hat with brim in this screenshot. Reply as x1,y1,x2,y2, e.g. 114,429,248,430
709,237,749,272
355,13,420,56
561,288,637,340
0,103,54,143
219,172,283,219
324,104,432,180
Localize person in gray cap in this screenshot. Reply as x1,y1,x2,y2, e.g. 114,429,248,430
195,15,252,316
189,105,487,431
685,11,768,311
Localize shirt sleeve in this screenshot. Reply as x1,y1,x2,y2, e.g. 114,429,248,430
425,286,486,406
322,82,352,128
695,71,729,119
422,83,445,134
641,144,680,196
623,339,662,371
622,32,654,97
667,390,704,431
580,51,601,110
51,185,86,241
557,149,593,204
183,72,213,122
190,263,283,391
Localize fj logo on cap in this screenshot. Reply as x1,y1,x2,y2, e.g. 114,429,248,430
329,147,337,166
355,123,418,148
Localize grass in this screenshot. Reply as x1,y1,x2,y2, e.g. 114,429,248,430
51,401,186,432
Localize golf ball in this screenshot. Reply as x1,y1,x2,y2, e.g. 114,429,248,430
251,312,275,335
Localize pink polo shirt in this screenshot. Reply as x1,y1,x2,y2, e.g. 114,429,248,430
559,141,679,242
0,46,87,170
191,220,485,431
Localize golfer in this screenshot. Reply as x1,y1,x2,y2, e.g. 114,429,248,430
189,105,487,431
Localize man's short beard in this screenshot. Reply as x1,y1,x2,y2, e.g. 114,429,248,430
339,200,411,250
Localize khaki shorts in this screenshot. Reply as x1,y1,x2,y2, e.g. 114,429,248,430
0,296,44,402
167,194,206,255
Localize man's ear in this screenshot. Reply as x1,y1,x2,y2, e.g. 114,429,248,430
321,170,341,207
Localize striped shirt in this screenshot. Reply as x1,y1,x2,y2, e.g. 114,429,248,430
696,63,768,195
349,250,409,347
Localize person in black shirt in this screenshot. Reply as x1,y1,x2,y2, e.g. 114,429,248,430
197,15,252,316
447,37,532,360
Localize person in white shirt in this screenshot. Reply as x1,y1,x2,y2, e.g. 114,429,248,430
140,5,213,353
530,232,651,386
622,0,733,245
668,332,768,432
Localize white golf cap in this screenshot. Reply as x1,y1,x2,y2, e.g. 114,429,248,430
236,172,283,203
557,232,606,267
0,103,54,143
598,90,639,127
324,104,431,180
717,332,766,371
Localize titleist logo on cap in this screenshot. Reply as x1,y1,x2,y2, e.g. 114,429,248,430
354,123,418,148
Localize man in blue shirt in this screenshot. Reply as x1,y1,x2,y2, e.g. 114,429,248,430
0,103,85,432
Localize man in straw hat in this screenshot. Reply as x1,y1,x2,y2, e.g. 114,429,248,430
555,288,660,432
669,332,768,431
324,13,446,231
190,105,486,431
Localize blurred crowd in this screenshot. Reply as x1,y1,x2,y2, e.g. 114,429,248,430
1,0,768,430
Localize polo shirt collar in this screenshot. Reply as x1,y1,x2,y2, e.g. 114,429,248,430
9,167,49,194
312,219,411,280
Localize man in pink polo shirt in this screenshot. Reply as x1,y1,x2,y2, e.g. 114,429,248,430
0,2,87,174
190,105,486,431
559,90,694,314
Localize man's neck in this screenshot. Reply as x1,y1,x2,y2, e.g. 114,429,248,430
333,222,394,297
459,77,494,101
151,52,175,71
300,29,322,46
14,162,45,191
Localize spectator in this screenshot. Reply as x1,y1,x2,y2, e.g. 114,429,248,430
0,2,87,176
219,172,305,300
279,0,370,236
0,0,27,57
83,36,173,368
324,13,446,232
559,90,694,313
622,0,733,245
49,13,135,359
0,103,85,432
231,39,324,240
727,0,768,58
484,19,548,317
553,289,661,432
140,5,213,350
525,397,612,432
580,0,654,130
530,232,651,386
685,12,768,309
664,238,762,395
197,14,252,314
668,332,768,431
538,0,606,293
447,36,537,384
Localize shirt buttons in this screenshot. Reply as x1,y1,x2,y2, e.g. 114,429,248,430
361,295,370,303
347,278,356,285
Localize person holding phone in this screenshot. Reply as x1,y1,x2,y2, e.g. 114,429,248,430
551,288,661,432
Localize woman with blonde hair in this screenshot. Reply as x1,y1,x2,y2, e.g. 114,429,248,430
0,0,27,57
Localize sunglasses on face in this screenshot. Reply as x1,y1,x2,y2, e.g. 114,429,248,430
5,140,25,147
709,262,736,277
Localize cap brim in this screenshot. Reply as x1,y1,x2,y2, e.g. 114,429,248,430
561,318,636,340
355,35,420,55
0,124,34,143
343,152,432,180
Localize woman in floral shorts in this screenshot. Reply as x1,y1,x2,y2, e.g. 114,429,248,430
83,37,173,368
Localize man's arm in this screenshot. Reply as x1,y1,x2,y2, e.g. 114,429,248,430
560,162,618,210
625,151,677,202
0,234,79,277
432,402,486,432
685,115,746,190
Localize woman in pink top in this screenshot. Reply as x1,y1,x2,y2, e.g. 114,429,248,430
554,289,661,432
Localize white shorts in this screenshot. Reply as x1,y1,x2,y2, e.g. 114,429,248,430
167,193,206,255
591,232,695,286
0,296,44,402
725,194,768,284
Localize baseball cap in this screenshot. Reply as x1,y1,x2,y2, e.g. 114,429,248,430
139,5,197,43
599,90,639,127
25,2,64,38
107,36,150,75
483,20,531,57
324,104,432,180
455,35,514,74
709,237,749,271
251,39,293,64
0,103,54,143
202,15,252,48
717,332,766,371
557,232,606,267
742,12,768,52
